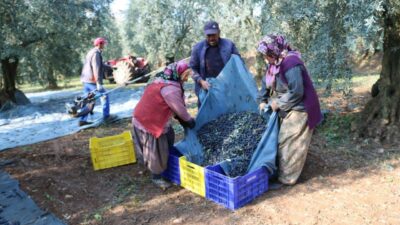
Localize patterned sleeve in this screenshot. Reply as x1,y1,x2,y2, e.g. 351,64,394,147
161,85,192,122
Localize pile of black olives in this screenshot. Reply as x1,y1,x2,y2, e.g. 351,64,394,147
197,111,266,177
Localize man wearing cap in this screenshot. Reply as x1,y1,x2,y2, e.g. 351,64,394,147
79,37,110,126
189,20,241,106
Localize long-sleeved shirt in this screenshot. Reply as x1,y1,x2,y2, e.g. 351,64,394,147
80,47,104,84
133,78,192,133
258,66,305,112
189,38,241,95
205,45,225,77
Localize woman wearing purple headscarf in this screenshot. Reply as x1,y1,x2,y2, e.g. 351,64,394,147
132,60,195,189
257,34,322,185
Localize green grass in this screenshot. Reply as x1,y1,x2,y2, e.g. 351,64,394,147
335,73,379,88
318,113,357,146
352,74,379,88
18,73,378,94
17,76,82,93
17,75,148,94
316,75,379,147
314,74,379,96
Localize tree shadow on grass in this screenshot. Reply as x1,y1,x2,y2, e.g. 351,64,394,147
287,110,400,195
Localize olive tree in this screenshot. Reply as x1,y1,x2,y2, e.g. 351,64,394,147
349,0,400,141
125,0,211,66
0,0,120,108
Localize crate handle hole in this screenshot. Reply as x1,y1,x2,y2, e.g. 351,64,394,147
186,165,195,170
246,175,257,183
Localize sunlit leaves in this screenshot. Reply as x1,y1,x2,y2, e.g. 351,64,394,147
124,0,207,65
0,0,122,87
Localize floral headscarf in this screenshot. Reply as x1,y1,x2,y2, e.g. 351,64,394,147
257,34,290,59
257,34,291,89
156,60,189,82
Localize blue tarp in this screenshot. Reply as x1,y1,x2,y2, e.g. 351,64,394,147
0,170,66,225
247,111,278,174
175,55,278,176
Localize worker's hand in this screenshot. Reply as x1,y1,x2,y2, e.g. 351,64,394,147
186,118,196,129
199,79,210,90
259,102,267,114
96,83,105,92
271,100,279,112
175,117,196,129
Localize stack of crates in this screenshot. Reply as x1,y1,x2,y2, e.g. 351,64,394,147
89,131,136,170
179,156,206,197
161,147,206,197
161,147,182,185
162,147,269,210
205,164,269,210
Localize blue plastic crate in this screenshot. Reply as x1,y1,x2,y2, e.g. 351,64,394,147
161,147,182,185
205,164,269,210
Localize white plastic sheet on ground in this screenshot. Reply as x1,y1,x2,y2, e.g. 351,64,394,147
0,87,144,151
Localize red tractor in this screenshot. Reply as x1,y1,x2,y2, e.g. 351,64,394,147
103,55,151,83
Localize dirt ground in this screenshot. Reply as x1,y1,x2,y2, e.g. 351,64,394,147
1,76,400,225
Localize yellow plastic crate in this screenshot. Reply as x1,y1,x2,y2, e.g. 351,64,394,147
89,131,136,170
179,156,205,197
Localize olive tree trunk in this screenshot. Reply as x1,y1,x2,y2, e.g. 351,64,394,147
0,57,30,110
46,67,59,89
1,57,18,102
358,12,400,142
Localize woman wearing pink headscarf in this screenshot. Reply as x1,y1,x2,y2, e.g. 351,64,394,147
257,34,322,186
132,60,195,189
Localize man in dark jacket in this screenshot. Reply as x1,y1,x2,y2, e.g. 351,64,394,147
79,37,110,126
189,21,241,106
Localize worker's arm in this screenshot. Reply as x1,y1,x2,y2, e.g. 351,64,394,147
276,66,304,111
257,75,271,113
189,46,210,90
258,74,271,104
161,85,195,128
91,51,103,85
189,46,202,84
